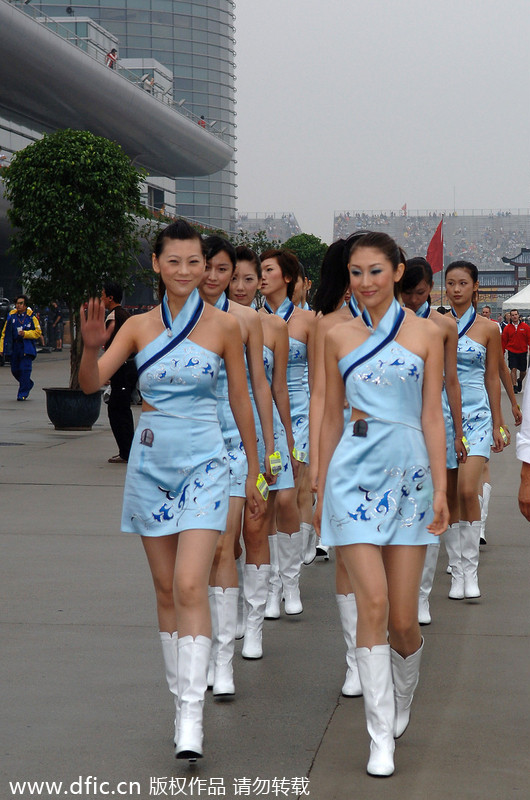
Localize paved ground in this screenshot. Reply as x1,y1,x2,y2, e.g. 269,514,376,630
1,352,529,800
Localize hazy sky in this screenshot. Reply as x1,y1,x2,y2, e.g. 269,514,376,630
235,0,530,242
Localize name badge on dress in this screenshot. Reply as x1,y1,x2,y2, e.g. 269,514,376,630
140,428,154,447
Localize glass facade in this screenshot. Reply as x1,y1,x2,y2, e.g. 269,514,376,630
32,1,237,231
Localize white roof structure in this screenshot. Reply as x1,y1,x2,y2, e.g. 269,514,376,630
502,284,530,312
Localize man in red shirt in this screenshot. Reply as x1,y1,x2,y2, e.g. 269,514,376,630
502,309,530,393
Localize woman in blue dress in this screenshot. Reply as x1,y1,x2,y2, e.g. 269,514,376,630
79,220,264,761
229,246,298,649
444,261,504,600
315,232,448,777
199,236,275,695
401,257,466,624
259,249,316,614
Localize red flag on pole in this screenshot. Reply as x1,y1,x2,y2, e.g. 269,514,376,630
427,219,444,274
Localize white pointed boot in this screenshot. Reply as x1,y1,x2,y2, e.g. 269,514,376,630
235,555,247,639
301,521,317,565
175,635,211,760
265,534,282,619
210,587,238,695
461,520,481,598
480,483,491,545
418,542,440,624
444,522,464,599
356,644,395,777
277,530,303,615
242,564,271,659
159,631,179,745
336,594,362,696
391,639,423,738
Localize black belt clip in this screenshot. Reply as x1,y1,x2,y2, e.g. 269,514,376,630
352,419,368,438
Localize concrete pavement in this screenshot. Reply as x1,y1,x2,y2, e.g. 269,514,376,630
1,352,529,800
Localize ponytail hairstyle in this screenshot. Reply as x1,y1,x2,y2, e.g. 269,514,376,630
312,230,373,315
153,219,205,302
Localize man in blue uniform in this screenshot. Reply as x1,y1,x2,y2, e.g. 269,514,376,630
0,295,42,400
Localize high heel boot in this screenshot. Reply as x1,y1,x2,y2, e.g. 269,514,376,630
335,594,362,697
159,631,178,746
356,644,395,777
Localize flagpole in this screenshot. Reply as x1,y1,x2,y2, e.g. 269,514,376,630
440,215,444,306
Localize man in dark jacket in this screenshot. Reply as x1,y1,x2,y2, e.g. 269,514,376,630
0,295,42,400
102,283,138,463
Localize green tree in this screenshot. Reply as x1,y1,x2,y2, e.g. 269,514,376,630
231,228,280,255
3,129,144,388
283,233,328,286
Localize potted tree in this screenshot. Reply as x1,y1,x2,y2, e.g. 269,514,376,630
3,129,144,429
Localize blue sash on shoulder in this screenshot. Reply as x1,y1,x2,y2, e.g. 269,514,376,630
264,296,295,323
214,292,230,313
137,289,204,377
348,296,360,318
416,301,431,319
451,305,476,338
342,298,405,383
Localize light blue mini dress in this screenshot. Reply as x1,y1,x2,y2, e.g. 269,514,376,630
263,344,295,490
321,300,436,547
452,306,492,459
264,298,310,462
416,301,457,470
214,293,248,498
121,290,229,536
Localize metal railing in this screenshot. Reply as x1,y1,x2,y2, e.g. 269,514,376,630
8,0,230,143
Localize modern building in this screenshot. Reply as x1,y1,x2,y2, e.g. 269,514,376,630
0,0,235,298
32,0,238,232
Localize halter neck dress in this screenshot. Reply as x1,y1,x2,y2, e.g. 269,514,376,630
321,300,436,547
264,298,310,462
416,301,457,470
213,293,249,498
121,290,229,536
452,306,492,459
263,344,295,490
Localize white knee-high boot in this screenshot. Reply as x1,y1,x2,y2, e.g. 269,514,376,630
480,482,491,544
242,564,271,659
418,542,440,624
336,594,362,697
301,521,317,565
207,587,216,688
265,534,282,619
444,522,464,599
235,554,247,639
175,635,211,760
209,586,238,695
356,645,395,777
277,530,303,615
390,639,423,738
461,520,481,598
159,631,178,745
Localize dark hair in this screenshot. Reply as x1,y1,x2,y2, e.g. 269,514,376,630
437,306,448,315
260,248,300,299
235,245,261,278
445,260,479,283
103,282,123,304
402,257,433,293
312,240,350,315
204,235,236,270
15,294,29,305
153,219,205,301
347,231,406,299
